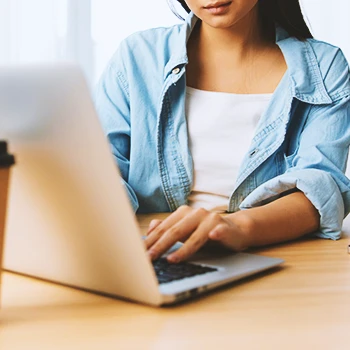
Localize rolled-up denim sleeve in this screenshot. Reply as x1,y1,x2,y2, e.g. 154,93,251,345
94,41,139,212
240,95,350,240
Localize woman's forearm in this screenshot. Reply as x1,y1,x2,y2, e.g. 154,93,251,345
231,191,321,248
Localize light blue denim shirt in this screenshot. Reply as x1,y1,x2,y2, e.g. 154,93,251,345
94,12,350,240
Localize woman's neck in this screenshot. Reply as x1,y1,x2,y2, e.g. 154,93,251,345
186,8,286,94
192,7,274,62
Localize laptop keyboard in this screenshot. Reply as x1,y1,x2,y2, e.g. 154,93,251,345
153,258,218,284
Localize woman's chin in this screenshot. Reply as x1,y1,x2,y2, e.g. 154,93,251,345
201,17,237,29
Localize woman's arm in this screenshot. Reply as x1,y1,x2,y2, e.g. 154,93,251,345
145,191,320,263
231,191,320,247
94,42,139,212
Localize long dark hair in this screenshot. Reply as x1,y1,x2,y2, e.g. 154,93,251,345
174,0,313,40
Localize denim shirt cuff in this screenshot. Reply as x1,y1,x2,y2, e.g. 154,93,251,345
239,169,344,240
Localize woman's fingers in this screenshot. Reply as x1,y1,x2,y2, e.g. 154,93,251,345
169,217,248,262
144,206,192,250
147,219,162,235
145,208,250,263
147,209,205,260
167,214,221,262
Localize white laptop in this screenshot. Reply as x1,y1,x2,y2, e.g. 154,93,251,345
0,65,283,306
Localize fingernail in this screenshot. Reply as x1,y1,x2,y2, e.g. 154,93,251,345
167,254,179,263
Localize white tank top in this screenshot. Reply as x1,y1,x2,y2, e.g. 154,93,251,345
185,86,272,212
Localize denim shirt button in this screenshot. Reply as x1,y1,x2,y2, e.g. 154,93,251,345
172,67,181,75
249,149,259,157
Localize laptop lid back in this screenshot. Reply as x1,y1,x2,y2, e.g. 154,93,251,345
0,65,161,305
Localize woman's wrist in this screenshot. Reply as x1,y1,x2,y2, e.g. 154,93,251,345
226,210,256,251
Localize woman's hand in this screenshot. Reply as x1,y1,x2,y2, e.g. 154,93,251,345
144,205,253,263
145,192,320,263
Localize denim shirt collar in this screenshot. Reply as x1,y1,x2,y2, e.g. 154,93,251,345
165,12,333,105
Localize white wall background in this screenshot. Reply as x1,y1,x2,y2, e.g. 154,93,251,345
0,0,349,85
91,0,182,83
301,0,350,58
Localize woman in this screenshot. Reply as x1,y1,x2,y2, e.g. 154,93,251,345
95,0,350,263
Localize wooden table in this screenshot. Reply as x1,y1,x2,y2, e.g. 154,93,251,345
0,214,349,350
